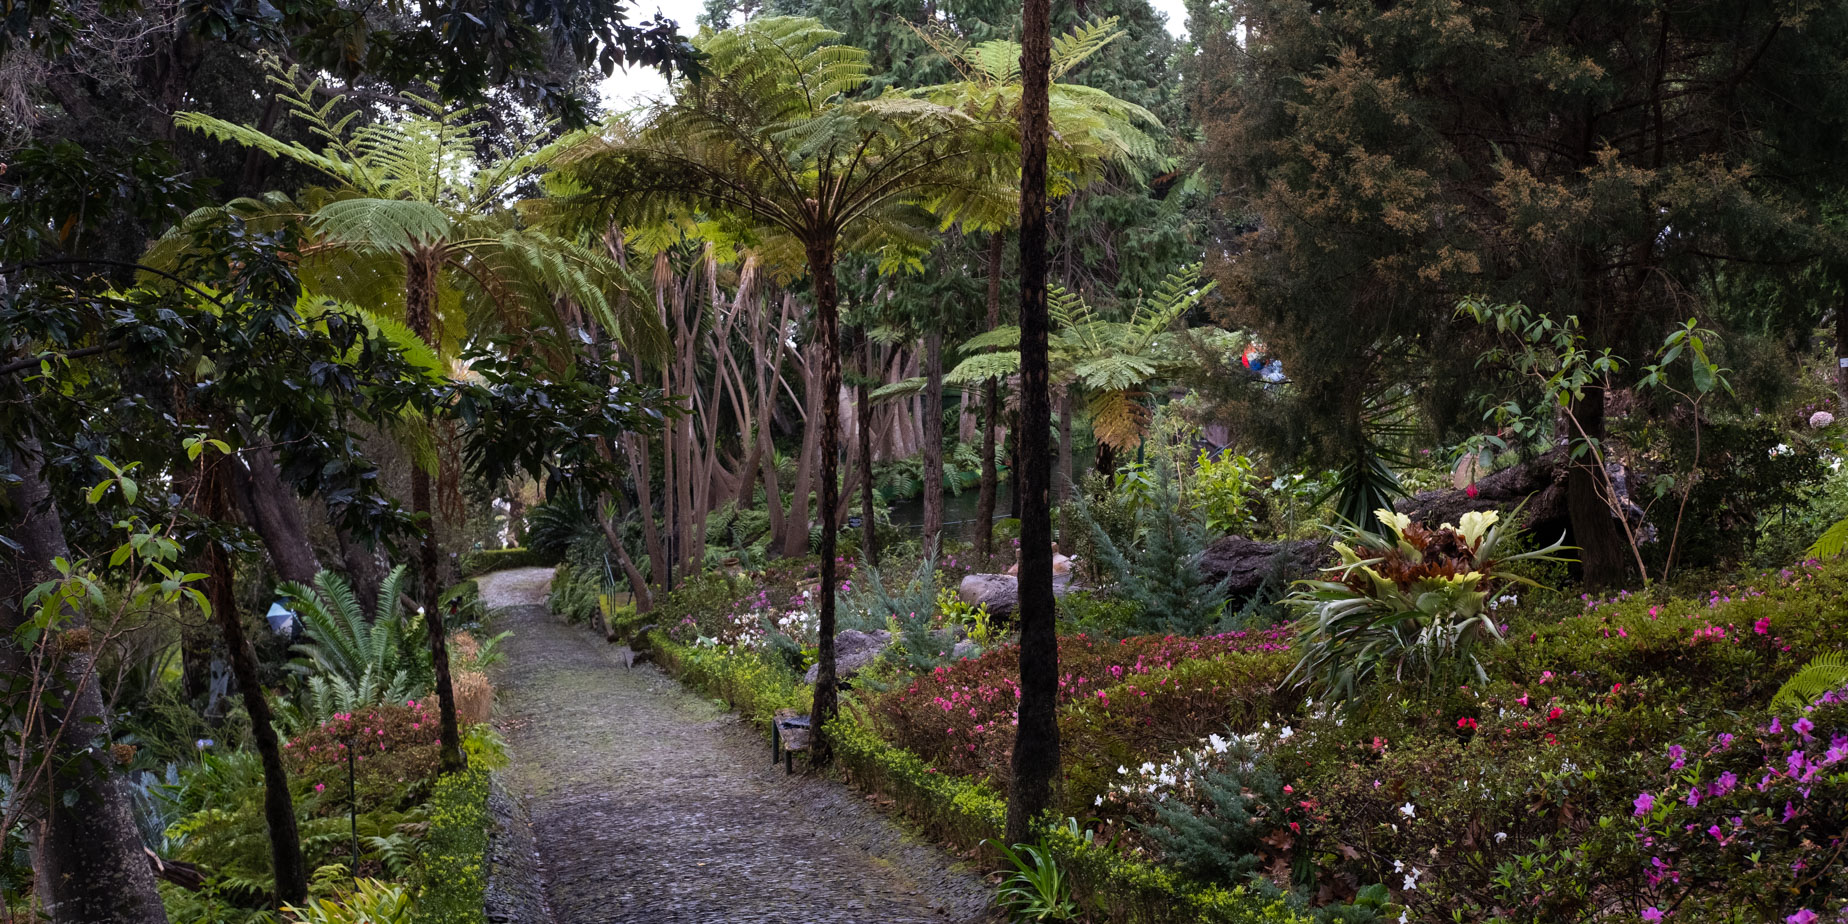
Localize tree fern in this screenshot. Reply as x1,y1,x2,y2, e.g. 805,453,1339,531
1771,652,1848,713
1806,517,1848,560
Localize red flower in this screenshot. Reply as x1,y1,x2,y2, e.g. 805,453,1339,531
1547,707,1564,722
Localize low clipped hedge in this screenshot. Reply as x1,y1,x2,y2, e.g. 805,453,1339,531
648,634,1306,924
459,547,558,577
415,768,490,924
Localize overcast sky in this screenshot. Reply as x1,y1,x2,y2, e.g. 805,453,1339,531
597,0,1191,112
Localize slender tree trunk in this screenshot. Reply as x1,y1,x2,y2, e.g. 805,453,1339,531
1567,387,1632,587
1058,384,1074,544
200,454,308,907
405,250,464,773
1836,298,1847,410
1006,0,1060,846
228,442,321,584
857,330,878,564
975,233,1004,558
1,438,169,924
922,329,945,550
806,240,843,766
1008,405,1023,520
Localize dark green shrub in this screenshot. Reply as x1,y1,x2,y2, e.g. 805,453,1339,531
458,546,557,577
1076,467,1229,635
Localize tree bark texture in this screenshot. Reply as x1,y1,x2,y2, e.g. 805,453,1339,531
1,439,168,924
806,241,843,766
858,330,878,565
1006,0,1060,847
1567,387,1634,588
228,443,322,585
922,329,945,550
405,250,464,773
975,233,1004,558
201,454,308,907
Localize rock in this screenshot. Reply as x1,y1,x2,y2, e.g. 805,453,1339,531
950,639,981,661
1198,536,1329,600
956,572,1076,619
803,629,892,684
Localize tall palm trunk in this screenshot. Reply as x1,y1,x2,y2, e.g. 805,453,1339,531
806,239,843,766
1006,0,1060,846
922,329,945,549
405,250,464,773
1,438,168,924
975,233,1004,558
201,453,308,907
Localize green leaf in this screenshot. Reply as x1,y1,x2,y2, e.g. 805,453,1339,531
86,482,109,505
120,478,138,505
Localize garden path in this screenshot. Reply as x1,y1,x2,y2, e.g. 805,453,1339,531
479,567,996,924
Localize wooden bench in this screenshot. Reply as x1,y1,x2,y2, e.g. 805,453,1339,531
770,709,811,774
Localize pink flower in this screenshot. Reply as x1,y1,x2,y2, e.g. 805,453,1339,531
1642,908,1663,922
1786,911,1817,924
1634,792,1654,816
1465,483,1479,498
1754,617,1771,635
314,783,325,793
1794,717,1815,738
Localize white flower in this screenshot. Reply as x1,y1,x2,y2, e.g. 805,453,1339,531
1393,860,1404,872
1403,874,1417,890
1494,831,1507,843
1279,725,1294,740
1095,795,1104,806
1400,802,1416,818
1208,733,1228,753
1118,765,1129,775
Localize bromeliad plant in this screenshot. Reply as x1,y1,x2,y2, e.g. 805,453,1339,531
1285,509,1572,702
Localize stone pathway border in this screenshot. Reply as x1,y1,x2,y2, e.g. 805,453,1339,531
480,567,997,924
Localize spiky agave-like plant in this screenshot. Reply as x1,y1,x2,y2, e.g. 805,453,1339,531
1284,508,1573,703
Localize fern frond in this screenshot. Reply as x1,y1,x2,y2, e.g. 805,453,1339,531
1807,516,1848,560
1770,652,1848,713
943,351,1021,386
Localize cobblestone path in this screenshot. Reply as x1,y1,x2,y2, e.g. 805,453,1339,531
479,568,995,924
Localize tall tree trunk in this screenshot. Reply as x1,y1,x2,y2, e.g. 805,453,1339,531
922,329,945,550
0,439,168,924
334,525,387,617
405,250,464,774
201,454,308,907
1007,0,1060,847
806,240,843,767
857,330,878,564
228,442,321,584
1567,387,1632,587
1008,405,1023,520
1836,298,1848,410
975,233,1004,558
1058,384,1074,545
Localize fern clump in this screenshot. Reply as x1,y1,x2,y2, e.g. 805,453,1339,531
284,567,430,721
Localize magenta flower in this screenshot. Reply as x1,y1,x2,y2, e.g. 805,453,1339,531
1786,911,1817,924
1642,909,1663,922
1634,792,1654,816
1754,617,1771,635
1794,717,1815,738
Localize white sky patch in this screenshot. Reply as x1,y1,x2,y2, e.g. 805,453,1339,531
597,0,1190,113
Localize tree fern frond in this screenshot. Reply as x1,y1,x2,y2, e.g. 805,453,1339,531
1807,516,1848,560
313,198,453,251
1770,652,1848,713
944,351,1021,386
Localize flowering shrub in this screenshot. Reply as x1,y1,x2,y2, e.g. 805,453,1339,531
870,631,1291,798
283,702,444,810
1619,685,1848,923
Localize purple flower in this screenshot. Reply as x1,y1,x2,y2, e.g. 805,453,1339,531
1717,732,1735,750
1769,717,1783,735
1788,750,1806,777
1710,771,1737,796
1685,787,1700,808
1794,717,1815,738
1668,744,1686,770
1786,911,1817,924
1642,909,1664,922
1634,792,1655,816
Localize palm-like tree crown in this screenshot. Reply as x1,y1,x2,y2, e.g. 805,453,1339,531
552,17,1011,265
174,67,668,358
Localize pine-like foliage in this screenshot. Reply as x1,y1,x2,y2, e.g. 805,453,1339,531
1142,739,1290,891
1075,465,1229,635
283,567,430,720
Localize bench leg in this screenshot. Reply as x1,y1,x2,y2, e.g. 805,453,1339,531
785,749,794,775
772,724,780,764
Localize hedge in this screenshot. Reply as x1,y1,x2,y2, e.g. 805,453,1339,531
459,547,558,577
415,768,490,924
647,633,1309,924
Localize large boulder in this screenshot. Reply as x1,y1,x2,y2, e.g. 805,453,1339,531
956,572,1076,619
803,629,892,684
1198,536,1328,600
